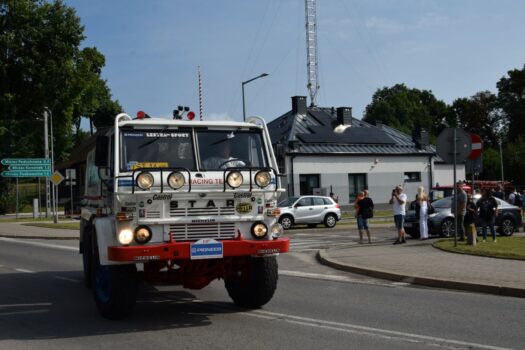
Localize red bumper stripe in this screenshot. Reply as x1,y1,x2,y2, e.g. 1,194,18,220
107,238,290,262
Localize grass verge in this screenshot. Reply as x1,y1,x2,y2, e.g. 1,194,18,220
433,236,525,260
22,222,79,230
0,217,54,223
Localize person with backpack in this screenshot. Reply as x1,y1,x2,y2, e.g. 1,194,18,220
356,189,374,244
508,187,522,207
476,189,499,242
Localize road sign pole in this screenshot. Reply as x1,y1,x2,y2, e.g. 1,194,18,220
16,177,19,220
453,128,458,247
44,110,50,218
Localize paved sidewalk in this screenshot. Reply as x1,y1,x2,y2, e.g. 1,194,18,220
0,221,78,240
318,237,525,298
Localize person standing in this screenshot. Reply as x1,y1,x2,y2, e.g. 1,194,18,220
389,185,407,244
451,182,467,241
464,192,478,244
416,186,430,240
356,189,374,244
476,189,499,242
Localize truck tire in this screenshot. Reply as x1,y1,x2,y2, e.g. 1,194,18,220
92,237,137,319
225,256,278,309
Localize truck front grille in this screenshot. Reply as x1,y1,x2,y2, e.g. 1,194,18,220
168,223,236,241
169,206,236,217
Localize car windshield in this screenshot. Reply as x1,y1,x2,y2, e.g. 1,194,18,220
196,130,268,170
120,129,195,171
432,197,451,208
279,197,299,207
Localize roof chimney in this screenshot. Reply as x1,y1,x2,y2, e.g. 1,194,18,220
291,96,307,115
412,127,429,149
336,107,352,126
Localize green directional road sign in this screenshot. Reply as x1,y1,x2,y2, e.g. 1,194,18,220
1,170,52,177
1,158,51,166
8,165,51,171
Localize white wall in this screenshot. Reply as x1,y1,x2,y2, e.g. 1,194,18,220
285,155,433,205
433,163,467,187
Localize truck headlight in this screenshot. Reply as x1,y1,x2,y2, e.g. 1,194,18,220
134,226,152,244
136,172,154,190
227,171,243,188
168,172,185,189
251,222,268,239
118,229,134,245
255,171,271,188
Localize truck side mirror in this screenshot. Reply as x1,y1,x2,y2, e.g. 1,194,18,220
95,136,109,167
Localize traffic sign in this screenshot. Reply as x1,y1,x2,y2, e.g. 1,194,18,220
8,165,51,171
1,170,52,177
1,158,50,166
50,170,65,185
436,128,472,164
468,133,483,160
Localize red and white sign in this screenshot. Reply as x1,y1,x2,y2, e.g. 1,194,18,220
468,133,483,159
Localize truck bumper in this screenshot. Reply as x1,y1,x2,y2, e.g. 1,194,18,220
107,237,290,262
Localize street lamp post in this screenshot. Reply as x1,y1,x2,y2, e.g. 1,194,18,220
242,73,268,122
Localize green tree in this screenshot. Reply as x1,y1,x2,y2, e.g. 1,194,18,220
448,91,502,148
497,64,525,141
363,84,448,137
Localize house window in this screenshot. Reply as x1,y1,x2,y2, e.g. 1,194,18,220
404,172,421,182
299,174,320,195
348,173,367,203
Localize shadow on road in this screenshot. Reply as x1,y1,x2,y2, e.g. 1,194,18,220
0,271,242,340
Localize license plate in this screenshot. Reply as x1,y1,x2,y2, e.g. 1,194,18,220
190,239,223,260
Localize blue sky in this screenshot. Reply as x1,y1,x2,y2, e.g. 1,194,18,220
66,0,525,124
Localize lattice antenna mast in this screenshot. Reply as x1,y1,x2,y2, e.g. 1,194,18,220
198,66,203,120
305,0,319,107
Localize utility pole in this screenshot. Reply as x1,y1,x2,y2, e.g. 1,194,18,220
44,109,51,218
305,0,320,107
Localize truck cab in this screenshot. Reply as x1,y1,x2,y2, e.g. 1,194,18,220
80,112,289,319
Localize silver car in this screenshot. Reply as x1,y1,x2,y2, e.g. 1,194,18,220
277,196,341,230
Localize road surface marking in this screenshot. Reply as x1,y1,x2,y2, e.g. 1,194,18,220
0,303,52,308
54,276,81,283
0,237,76,251
14,268,35,274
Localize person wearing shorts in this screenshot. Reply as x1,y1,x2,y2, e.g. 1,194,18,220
389,185,407,244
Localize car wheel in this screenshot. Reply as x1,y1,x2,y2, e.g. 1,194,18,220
439,218,455,237
324,213,337,228
279,215,294,230
499,217,515,236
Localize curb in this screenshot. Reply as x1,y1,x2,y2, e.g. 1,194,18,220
316,249,525,298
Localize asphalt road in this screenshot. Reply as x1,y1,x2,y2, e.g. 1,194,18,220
0,236,524,350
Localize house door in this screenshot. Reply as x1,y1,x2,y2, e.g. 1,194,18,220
348,173,367,203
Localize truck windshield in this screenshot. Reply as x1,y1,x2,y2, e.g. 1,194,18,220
120,129,195,171
196,130,267,170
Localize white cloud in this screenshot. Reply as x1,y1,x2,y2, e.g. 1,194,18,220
364,17,403,34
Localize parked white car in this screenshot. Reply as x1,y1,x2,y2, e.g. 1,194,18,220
277,196,341,229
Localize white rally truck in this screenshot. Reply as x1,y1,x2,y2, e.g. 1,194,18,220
80,112,289,319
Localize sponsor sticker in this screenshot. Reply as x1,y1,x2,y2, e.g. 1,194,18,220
236,202,252,214
190,239,223,260
234,192,252,199
131,162,168,170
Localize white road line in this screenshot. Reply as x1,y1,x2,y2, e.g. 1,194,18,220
278,269,393,287
0,237,77,251
0,303,52,308
0,310,49,317
53,276,81,283
14,268,35,274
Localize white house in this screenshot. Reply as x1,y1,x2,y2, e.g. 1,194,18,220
268,96,465,205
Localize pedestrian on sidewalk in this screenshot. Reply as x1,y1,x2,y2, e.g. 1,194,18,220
389,185,407,244
415,186,430,240
464,192,477,244
476,188,498,242
356,189,374,243
451,182,467,241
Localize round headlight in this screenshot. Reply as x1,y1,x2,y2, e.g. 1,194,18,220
255,171,271,188
251,222,268,239
271,223,283,239
118,229,134,245
168,172,185,189
134,226,152,244
226,171,243,188
136,172,154,190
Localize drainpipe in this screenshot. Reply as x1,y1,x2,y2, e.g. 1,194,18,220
290,154,295,196
428,155,433,188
